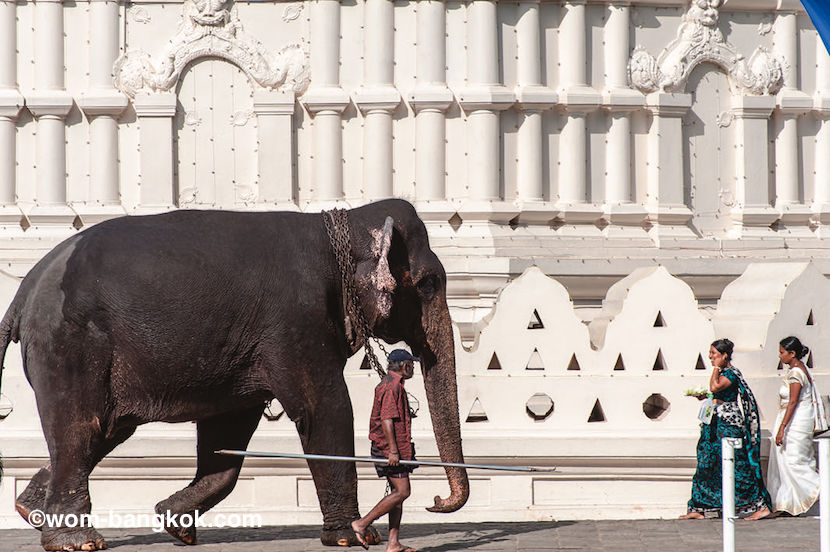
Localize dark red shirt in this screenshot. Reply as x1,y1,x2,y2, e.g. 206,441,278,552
368,371,413,460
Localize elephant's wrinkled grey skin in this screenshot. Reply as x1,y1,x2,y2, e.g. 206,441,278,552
0,199,469,551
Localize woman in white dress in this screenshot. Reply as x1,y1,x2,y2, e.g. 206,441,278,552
766,336,821,515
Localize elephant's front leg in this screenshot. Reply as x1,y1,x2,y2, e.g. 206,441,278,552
294,374,380,547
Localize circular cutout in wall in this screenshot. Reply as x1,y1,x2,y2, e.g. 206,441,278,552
526,393,554,421
643,393,670,421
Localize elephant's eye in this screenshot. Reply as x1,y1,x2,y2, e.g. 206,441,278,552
416,274,439,299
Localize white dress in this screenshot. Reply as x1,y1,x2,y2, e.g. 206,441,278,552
766,366,819,515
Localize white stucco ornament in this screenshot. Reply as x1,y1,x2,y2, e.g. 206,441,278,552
629,0,783,95
114,0,310,98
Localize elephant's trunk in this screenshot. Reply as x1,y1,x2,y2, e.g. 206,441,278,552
418,299,469,513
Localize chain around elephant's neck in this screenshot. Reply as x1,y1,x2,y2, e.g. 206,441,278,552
323,208,388,379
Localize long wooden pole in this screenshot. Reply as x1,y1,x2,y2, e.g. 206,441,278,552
216,449,556,473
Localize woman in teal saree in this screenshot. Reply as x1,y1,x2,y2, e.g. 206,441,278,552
680,338,772,520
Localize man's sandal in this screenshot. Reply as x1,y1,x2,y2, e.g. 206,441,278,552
349,521,369,550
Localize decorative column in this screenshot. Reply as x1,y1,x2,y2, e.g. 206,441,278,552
26,0,75,231
0,0,24,226
557,0,600,224
644,93,695,241
133,93,177,212
253,90,297,208
409,0,455,220
457,0,516,222
773,10,813,231
354,0,400,202
514,0,557,223
76,0,128,225
302,0,350,209
813,38,830,235
730,96,778,236
601,1,645,231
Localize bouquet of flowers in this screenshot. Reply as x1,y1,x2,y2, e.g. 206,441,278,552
684,386,710,400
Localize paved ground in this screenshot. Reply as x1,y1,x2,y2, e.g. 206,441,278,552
0,517,821,552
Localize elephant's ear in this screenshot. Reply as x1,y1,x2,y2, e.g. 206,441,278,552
370,216,396,319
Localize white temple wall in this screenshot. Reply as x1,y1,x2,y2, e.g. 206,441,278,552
2,262,830,524
3,0,830,526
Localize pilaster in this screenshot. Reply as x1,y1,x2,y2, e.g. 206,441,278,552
514,0,558,224
253,90,298,209
729,95,778,237
133,92,177,213
644,92,695,241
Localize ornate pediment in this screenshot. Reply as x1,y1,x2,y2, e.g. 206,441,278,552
629,0,783,95
114,0,310,98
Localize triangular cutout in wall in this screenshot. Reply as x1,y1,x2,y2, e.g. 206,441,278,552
588,399,606,422
695,354,706,370
653,349,667,371
359,355,372,370
466,397,488,423
526,348,544,370
528,309,544,329
653,312,666,327
488,352,502,370
567,353,580,371
808,352,814,369
777,360,784,371
613,354,625,371
807,310,815,326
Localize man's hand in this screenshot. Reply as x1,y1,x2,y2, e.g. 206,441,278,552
388,450,400,466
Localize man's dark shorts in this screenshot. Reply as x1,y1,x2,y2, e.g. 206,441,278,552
371,443,416,479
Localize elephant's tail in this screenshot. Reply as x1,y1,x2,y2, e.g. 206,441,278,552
0,297,21,482
0,298,17,482
0,292,22,399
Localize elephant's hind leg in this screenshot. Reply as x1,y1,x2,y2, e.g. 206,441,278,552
38,415,135,551
155,404,264,545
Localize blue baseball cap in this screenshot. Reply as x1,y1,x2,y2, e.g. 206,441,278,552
388,349,420,363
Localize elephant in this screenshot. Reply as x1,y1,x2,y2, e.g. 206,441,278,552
0,199,469,551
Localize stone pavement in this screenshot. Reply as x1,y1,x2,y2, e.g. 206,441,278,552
0,518,820,552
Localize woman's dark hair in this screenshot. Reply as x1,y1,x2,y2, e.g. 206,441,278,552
711,338,734,360
780,336,809,360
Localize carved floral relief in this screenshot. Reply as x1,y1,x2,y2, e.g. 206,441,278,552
114,0,310,98
629,0,783,95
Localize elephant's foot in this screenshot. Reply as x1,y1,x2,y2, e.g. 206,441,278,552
16,465,51,530
41,526,107,551
365,525,381,545
15,501,40,531
161,520,197,546
321,524,381,547
155,503,198,546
